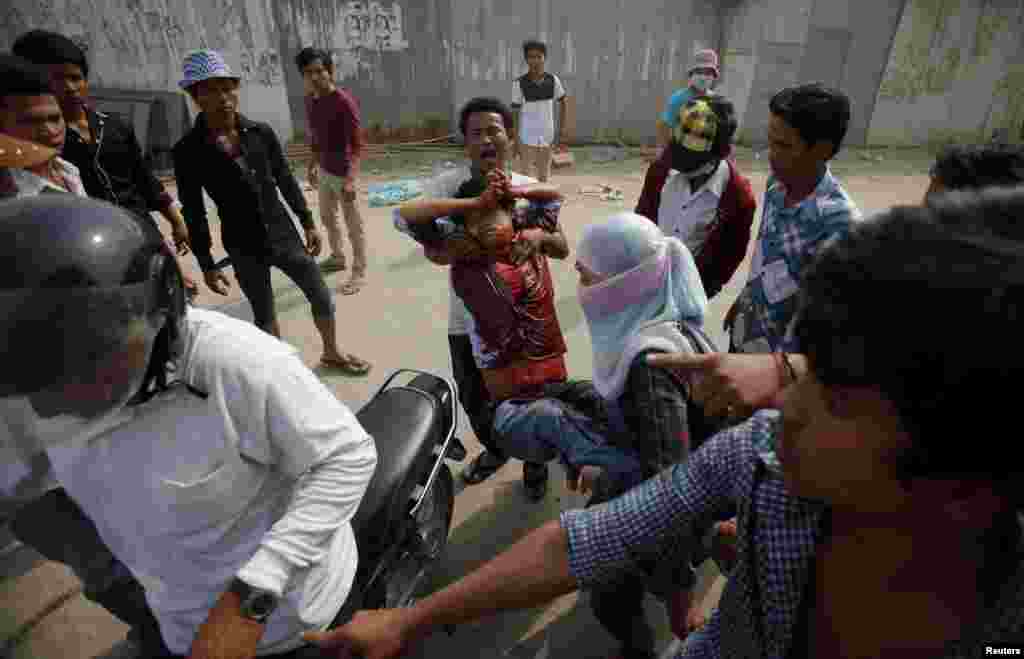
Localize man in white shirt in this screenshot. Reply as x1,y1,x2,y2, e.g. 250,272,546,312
397,96,552,499
511,40,568,182
0,195,377,659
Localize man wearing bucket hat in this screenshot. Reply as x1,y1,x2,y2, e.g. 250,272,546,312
656,49,720,151
173,50,370,375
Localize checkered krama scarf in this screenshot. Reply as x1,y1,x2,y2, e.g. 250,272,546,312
673,98,718,153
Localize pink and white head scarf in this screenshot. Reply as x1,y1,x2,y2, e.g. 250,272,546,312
577,212,708,399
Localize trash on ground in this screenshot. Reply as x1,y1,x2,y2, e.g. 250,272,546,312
368,179,424,207
578,184,624,201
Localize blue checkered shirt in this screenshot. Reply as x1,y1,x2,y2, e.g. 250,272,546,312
561,411,1024,658
730,168,859,354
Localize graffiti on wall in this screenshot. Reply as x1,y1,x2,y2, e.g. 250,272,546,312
101,15,142,60
0,7,29,36
240,49,284,86
139,10,187,53
342,1,409,51
324,1,410,79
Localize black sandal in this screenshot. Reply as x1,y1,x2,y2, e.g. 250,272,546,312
462,451,507,484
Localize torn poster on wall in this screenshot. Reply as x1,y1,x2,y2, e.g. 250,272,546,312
342,1,409,51
329,1,410,79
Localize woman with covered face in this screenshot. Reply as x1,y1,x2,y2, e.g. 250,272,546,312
490,212,717,658
636,95,757,300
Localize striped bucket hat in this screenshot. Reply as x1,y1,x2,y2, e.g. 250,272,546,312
179,49,240,90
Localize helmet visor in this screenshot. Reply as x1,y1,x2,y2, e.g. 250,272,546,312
0,280,164,420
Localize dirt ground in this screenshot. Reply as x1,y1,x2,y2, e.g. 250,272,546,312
175,143,935,322
169,149,932,659
2,147,935,659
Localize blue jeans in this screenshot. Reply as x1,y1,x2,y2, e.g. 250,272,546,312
493,396,644,489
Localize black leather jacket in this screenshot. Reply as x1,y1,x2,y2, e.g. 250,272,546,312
61,107,172,220
173,113,314,271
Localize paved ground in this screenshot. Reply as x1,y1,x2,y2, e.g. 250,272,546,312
1,148,932,659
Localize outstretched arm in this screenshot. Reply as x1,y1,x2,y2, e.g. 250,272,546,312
307,417,759,659
397,196,483,225
507,182,563,204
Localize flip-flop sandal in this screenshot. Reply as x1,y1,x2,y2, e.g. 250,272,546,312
320,354,372,376
340,278,365,296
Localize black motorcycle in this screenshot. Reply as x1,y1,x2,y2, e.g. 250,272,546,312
349,368,466,611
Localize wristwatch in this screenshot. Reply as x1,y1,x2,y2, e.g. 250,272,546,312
228,578,278,623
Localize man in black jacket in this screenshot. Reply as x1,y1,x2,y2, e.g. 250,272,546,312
12,29,199,299
173,50,369,375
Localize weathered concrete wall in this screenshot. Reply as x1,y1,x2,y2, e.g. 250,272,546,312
281,0,453,140
867,0,1024,145
721,0,906,147
5,0,1020,149
448,0,721,143
0,0,452,145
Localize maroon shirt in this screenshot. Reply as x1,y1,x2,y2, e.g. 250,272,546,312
304,88,363,177
635,148,757,299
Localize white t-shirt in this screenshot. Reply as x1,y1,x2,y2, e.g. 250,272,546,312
513,73,567,147
394,166,537,335
656,159,729,255
40,308,377,655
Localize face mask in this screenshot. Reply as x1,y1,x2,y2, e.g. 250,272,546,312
689,74,714,93
669,142,716,176
670,98,720,174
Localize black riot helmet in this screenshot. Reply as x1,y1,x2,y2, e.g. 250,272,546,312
0,195,186,419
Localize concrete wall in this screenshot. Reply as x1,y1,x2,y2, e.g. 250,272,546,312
866,0,1024,145
721,0,906,147
448,0,721,143
3,0,1022,149
0,0,452,145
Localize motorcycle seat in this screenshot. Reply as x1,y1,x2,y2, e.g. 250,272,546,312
352,386,443,551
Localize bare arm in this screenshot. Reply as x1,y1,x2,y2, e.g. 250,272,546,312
158,203,186,232
398,196,482,225
539,225,569,260
403,520,574,638
508,183,563,204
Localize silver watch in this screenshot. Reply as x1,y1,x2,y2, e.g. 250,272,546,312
229,578,278,623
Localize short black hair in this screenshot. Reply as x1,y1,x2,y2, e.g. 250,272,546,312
295,47,333,73
930,143,1024,191
458,96,514,137
769,83,850,158
12,29,89,78
794,187,1024,496
523,40,547,58
0,54,54,105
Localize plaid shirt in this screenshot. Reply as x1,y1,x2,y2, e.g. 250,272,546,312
730,168,859,353
562,411,1024,658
